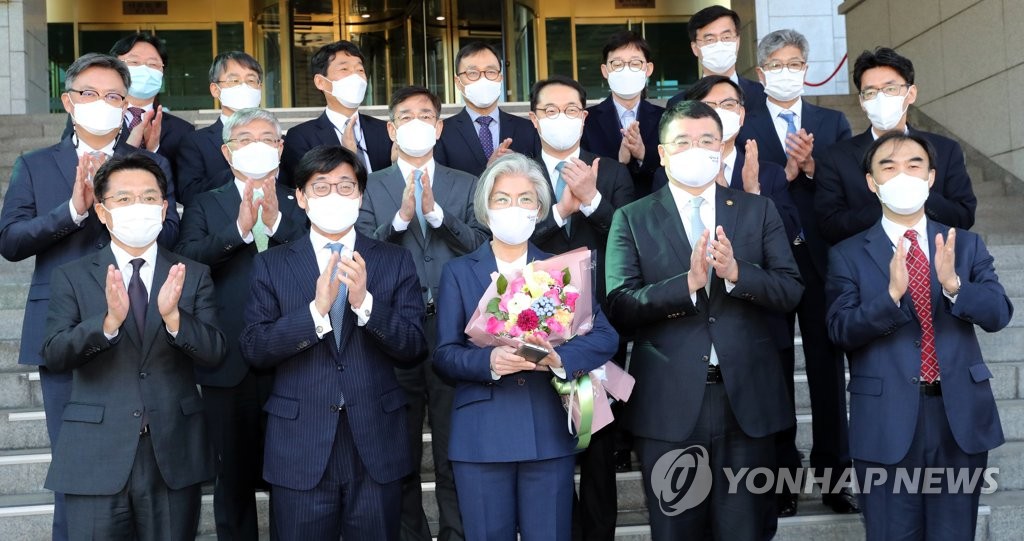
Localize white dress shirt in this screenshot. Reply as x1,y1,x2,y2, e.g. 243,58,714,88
307,227,374,338
765,98,804,151
392,158,445,231
325,108,373,172
540,149,602,227
233,178,282,242
612,98,639,129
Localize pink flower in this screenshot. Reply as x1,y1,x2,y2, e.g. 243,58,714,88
543,288,560,300
547,270,563,283
516,309,540,331
509,326,523,337
485,316,504,335
546,318,565,335
565,292,580,310
498,293,511,312
508,276,526,293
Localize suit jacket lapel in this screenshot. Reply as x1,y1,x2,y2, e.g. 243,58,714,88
141,249,172,360
711,187,739,296
926,220,944,316
214,180,243,224
470,243,498,291
801,103,824,140
452,111,488,169
651,187,692,271
54,138,79,192
730,150,746,190
89,248,143,350
315,112,340,146
749,111,787,164
864,223,897,290
596,99,623,147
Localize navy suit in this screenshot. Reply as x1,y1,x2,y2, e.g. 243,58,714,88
667,76,767,112
240,231,426,539
581,96,664,198
434,108,539,177
176,118,231,206
433,242,619,541
816,127,977,245
281,112,393,186
826,221,1012,539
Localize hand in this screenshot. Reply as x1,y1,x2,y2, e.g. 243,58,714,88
71,153,98,215
785,129,815,177
934,228,959,293
341,117,359,155
524,334,562,370
259,176,280,229
708,226,739,283
562,157,599,205
741,139,761,193
487,138,514,164
687,229,711,294
236,180,258,236
338,251,368,309
889,239,909,304
784,155,800,182
142,106,163,152
489,345,535,376
398,174,417,222
103,264,129,334
314,250,344,316
419,170,435,217
158,263,187,332
555,183,581,219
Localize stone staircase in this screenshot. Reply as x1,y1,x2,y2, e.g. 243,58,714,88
0,97,1022,539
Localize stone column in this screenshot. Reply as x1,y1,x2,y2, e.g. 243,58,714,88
0,0,49,114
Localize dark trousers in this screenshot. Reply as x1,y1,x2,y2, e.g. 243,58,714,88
776,244,851,488
453,455,576,541
65,434,202,541
271,410,402,540
571,413,619,541
201,370,273,541
855,393,988,541
637,383,777,541
40,366,72,541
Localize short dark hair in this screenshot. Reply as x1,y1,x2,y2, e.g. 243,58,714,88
688,6,741,42
455,42,503,73
65,53,131,92
601,30,652,63
853,47,915,90
209,51,263,84
862,132,937,175
529,76,587,111
109,32,168,67
294,146,367,194
658,100,723,143
92,153,168,200
683,75,745,104
310,41,365,77
389,86,441,119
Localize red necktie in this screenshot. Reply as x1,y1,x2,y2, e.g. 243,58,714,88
904,230,939,382
127,107,145,132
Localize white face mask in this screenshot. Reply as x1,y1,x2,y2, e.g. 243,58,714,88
607,69,648,99
715,108,742,142
229,141,280,179
462,78,503,108
329,74,368,109
71,100,125,136
104,203,164,248
667,148,721,188
487,207,538,245
218,83,262,110
537,114,584,152
395,119,438,157
700,41,738,74
305,193,360,235
127,65,164,99
762,69,805,102
863,93,908,132
874,173,930,215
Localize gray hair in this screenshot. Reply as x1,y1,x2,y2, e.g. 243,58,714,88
222,108,282,143
65,53,131,93
473,153,551,225
209,51,263,84
757,29,809,66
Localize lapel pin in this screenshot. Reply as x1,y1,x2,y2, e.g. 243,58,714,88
726,200,734,206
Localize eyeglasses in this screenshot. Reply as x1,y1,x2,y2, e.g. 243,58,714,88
67,89,127,107
394,113,438,124
606,59,646,72
695,32,737,46
307,181,359,198
859,83,912,101
661,136,721,152
761,60,807,73
216,77,262,89
458,69,501,82
123,58,165,70
534,105,584,119
102,191,164,208
226,136,282,147
702,98,742,112
488,193,539,210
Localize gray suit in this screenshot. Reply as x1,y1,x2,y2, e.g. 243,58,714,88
357,161,487,541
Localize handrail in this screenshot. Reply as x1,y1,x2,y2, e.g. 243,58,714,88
805,53,848,87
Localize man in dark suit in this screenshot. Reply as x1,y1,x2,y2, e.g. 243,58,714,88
175,107,307,540
817,48,977,245
826,132,1012,539
176,52,264,205
41,153,225,539
434,41,539,177
0,53,178,541
357,86,486,541
736,29,857,515
605,101,803,540
666,5,766,111
281,40,393,186
526,75,634,541
240,145,427,539
580,31,664,198
60,33,195,184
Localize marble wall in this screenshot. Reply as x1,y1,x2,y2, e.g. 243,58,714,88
754,0,850,96
0,0,49,114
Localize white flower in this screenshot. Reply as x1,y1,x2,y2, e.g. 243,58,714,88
507,293,533,316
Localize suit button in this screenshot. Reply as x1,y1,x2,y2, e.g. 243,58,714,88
337,365,343,371
139,372,147,379
914,340,921,348
702,355,710,362
424,255,433,262
910,376,919,384
708,317,716,324
132,410,142,417
330,405,339,412
517,377,526,386
96,243,105,249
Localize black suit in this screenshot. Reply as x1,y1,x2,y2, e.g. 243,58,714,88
667,75,767,112
176,118,231,206
816,127,977,245
281,111,393,187
174,170,307,540
434,108,539,177
42,246,226,538
581,96,664,198
605,184,803,539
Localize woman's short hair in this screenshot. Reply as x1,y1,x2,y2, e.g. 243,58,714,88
473,153,551,225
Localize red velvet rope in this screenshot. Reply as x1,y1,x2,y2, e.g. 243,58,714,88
804,53,848,87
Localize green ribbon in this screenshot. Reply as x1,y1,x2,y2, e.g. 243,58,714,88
551,374,594,450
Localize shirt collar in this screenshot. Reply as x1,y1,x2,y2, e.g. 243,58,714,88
871,124,911,140
110,240,159,274
309,225,357,255
325,108,359,134
765,98,803,121
540,148,581,177
74,135,116,158
722,148,738,174
396,157,436,185
495,248,529,276
233,178,269,200
881,214,928,250
668,180,717,212
466,107,499,126
612,99,638,123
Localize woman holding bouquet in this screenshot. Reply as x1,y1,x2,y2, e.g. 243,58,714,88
433,153,619,541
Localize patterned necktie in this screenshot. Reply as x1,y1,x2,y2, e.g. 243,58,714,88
326,242,349,351
127,107,145,132
252,188,268,252
413,170,427,236
904,230,939,382
554,161,570,236
476,115,494,158
127,258,148,337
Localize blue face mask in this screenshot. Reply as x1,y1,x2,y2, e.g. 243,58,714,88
127,64,163,99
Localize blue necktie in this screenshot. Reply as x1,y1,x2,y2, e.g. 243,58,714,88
554,161,570,236
413,170,427,236
326,242,348,351
779,110,797,150
476,115,494,158
687,196,705,250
